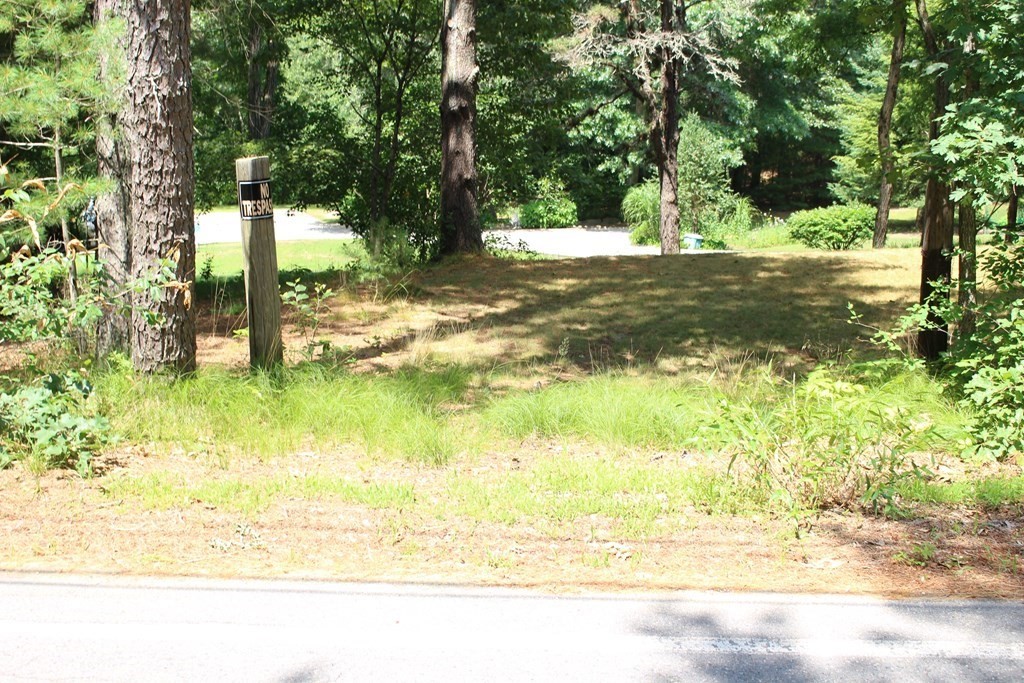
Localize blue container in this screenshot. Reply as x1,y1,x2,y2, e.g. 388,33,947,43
683,233,703,250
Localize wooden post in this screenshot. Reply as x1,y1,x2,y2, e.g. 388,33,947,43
235,156,283,368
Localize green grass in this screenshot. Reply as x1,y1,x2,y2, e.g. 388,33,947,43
197,240,365,279
725,224,803,251
899,477,1024,508
482,375,712,448
96,364,472,465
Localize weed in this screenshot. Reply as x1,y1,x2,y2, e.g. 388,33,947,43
894,542,938,567
281,279,335,361
199,255,214,281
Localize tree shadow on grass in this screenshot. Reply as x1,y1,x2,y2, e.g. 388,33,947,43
404,252,918,374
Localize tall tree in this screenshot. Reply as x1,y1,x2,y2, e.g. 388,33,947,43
93,0,133,355
122,0,197,372
872,0,907,248
311,0,438,251
569,1,737,255
439,0,483,254
244,1,281,140
914,0,953,361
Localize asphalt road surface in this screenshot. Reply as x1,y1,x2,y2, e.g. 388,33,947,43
1,574,1022,682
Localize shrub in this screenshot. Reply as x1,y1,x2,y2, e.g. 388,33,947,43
0,371,112,476
622,181,660,245
623,181,753,249
624,115,747,247
947,239,1024,459
860,232,1024,460
787,204,874,250
518,177,577,229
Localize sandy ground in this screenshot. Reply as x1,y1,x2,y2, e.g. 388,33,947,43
196,209,665,257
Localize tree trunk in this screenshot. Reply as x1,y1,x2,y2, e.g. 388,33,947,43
93,0,133,356
439,0,483,255
656,0,682,255
245,16,278,141
957,203,977,339
124,0,197,373
873,0,907,249
916,0,954,361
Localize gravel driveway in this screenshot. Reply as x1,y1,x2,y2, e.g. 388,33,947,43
196,209,662,257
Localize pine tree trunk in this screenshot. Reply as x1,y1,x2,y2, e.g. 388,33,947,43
873,1,907,249
124,0,197,372
657,0,681,255
439,0,483,255
94,0,133,356
916,0,953,361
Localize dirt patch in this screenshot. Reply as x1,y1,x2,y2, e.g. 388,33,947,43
1,448,1020,597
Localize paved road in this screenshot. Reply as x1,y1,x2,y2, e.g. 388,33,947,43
1,574,1021,682
196,209,663,257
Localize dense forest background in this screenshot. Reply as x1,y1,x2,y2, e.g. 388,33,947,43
8,0,1015,243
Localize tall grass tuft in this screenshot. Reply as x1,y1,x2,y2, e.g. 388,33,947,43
96,364,472,464
482,375,711,448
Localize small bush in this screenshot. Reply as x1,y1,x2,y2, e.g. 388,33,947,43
622,182,661,246
623,181,753,249
519,177,578,229
0,371,112,476
948,239,1024,459
787,204,874,250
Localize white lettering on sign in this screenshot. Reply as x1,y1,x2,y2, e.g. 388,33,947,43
238,181,274,220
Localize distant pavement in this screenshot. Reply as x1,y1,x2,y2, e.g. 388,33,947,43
196,209,667,257
1,573,1022,682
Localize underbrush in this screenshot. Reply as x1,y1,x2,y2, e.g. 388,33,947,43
96,363,471,466
482,365,973,522
91,358,991,524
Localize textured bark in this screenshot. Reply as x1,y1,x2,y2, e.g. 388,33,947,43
94,0,133,356
124,0,197,372
873,1,907,249
958,203,977,339
656,0,681,255
439,0,483,255
916,0,954,361
245,7,278,141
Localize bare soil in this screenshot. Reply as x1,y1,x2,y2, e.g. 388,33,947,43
3,251,1022,597
2,446,1021,598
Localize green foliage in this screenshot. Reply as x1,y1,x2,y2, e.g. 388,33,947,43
623,181,753,248
787,203,874,250
281,279,335,361
518,178,578,229
711,368,939,521
0,0,116,233
947,240,1024,459
623,115,748,247
933,0,1024,209
0,182,176,475
0,370,111,476
860,234,1024,460
828,37,930,207
621,182,660,246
